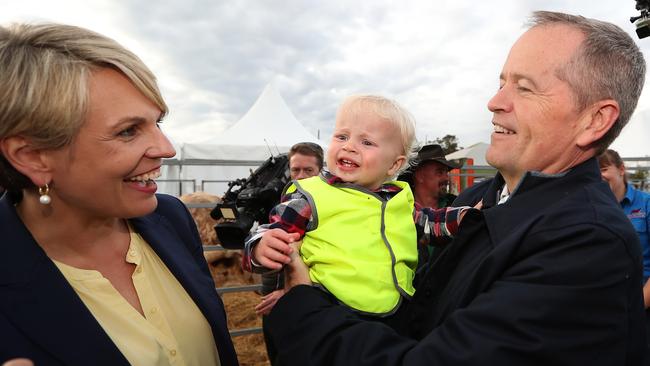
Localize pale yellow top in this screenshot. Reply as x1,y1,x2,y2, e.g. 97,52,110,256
53,228,220,366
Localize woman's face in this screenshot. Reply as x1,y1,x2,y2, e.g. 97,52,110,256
45,68,175,220
600,163,626,195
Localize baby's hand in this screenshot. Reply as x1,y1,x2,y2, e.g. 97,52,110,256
253,229,301,270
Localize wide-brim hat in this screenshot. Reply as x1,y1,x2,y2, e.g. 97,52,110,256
409,144,461,170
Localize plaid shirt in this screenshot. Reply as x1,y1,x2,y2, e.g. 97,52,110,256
242,172,468,273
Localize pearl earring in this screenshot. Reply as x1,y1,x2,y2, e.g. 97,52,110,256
39,184,51,205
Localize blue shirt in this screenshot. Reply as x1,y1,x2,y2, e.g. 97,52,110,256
621,184,650,282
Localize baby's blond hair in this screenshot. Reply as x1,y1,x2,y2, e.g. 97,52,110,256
336,95,416,176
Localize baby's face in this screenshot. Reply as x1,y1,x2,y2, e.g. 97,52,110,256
326,108,405,190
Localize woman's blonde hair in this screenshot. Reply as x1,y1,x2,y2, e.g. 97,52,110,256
0,22,167,191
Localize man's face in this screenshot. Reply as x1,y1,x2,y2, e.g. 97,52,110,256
486,24,591,187
414,161,449,198
289,153,320,180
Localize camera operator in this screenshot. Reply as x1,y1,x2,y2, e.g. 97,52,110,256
256,142,323,365
286,142,324,180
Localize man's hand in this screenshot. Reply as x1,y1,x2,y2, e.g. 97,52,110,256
459,200,483,222
2,359,33,366
253,229,301,270
255,289,286,315
284,241,312,289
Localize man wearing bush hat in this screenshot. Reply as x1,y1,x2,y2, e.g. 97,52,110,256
399,144,460,209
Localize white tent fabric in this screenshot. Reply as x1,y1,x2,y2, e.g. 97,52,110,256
445,142,491,166
160,83,328,196
157,140,182,196
183,83,326,160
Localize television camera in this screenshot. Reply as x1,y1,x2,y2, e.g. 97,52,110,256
631,0,650,38
210,154,290,249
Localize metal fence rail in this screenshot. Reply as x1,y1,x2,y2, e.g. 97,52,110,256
204,242,264,337
200,236,264,337
230,327,265,337
217,284,263,295
201,179,234,192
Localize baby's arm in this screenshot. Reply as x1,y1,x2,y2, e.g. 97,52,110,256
242,192,312,273
415,205,475,246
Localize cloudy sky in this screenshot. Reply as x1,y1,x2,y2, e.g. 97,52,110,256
3,0,650,157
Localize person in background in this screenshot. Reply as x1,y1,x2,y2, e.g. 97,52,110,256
266,11,647,366
598,148,650,352
399,144,461,266
257,141,323,365
0,23,238,365
399,144,460,209
287,142,324,180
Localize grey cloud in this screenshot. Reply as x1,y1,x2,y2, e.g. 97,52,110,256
116,1,357,131
92,1,647,151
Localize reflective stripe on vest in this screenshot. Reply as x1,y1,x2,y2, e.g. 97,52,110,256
290,176,418,315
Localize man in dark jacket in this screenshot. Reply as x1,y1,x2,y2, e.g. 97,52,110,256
265,11,648,366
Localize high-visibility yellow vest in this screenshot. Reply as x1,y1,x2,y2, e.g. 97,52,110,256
288,176,418,315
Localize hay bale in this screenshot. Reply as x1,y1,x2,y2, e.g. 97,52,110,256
178,191,222,245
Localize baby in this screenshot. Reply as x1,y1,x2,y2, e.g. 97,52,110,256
243,95,471,318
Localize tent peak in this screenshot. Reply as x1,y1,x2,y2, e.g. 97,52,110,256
193,83,326,150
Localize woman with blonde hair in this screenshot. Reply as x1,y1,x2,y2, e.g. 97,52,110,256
0,23,238,365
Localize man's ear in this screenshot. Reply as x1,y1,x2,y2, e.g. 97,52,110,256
576,99,620,148
388,155,407,177
0,136,53,187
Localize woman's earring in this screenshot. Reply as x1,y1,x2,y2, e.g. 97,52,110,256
39,184,51,205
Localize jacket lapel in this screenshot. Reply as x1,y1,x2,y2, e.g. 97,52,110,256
0,195,129,366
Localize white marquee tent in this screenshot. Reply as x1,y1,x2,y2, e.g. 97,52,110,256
159,83,328,196
445,142,491,167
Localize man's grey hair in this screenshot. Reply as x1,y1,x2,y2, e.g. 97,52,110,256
528,11,646,154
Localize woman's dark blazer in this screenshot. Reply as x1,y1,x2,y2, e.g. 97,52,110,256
0,193,239,366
